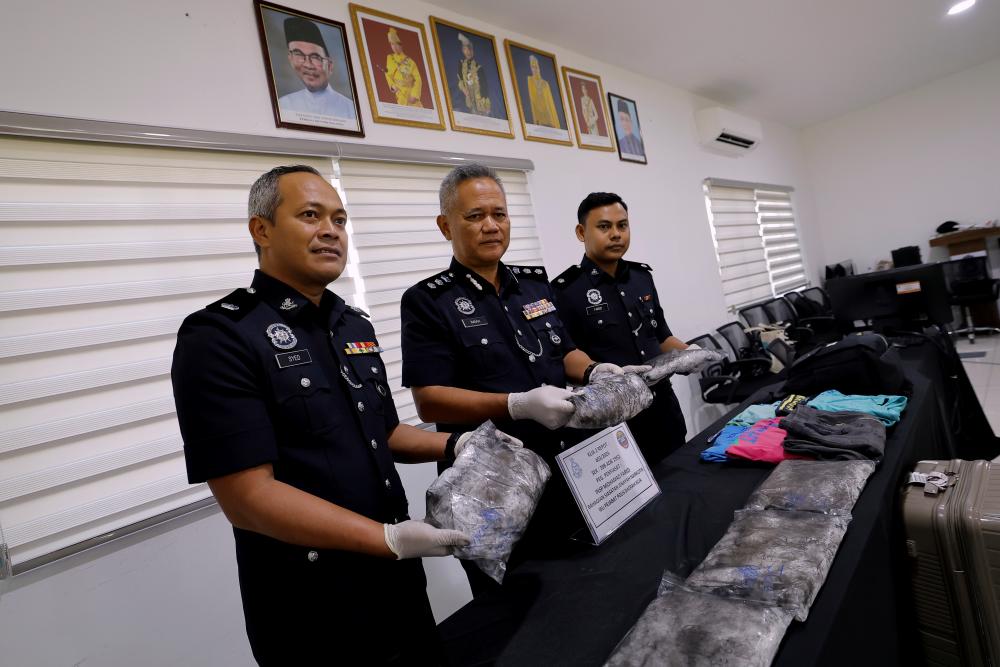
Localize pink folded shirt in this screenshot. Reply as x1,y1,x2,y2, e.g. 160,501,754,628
726,417,813,464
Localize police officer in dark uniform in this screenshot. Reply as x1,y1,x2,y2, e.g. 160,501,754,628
171,165,475,666
551,192,691,464
399,165,626,595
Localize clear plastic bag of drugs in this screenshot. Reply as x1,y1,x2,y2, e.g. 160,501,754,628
567,373,654,429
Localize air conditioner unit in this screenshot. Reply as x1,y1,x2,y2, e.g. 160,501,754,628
695,107,762,156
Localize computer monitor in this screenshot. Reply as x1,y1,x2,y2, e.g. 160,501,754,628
827,263,953,330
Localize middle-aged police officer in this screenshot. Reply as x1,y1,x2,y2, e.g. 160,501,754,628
171,165,479,666
399,164,630,594
551,192,691,463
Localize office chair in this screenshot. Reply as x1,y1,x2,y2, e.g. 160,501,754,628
941,256,1000,344
738,301,773,328
799,286,833,313
686,332,778,405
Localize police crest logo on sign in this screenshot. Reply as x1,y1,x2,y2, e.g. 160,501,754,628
454,297,476,315
266,323,298,350
587,288,603,305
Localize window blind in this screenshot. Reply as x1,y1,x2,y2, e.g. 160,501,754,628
0,136,334,571
703,180,806,309
338,159,542,425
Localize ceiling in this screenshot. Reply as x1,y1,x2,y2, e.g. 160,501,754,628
426,0,1000,128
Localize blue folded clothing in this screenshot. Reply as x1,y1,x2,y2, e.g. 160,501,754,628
701,424,750,462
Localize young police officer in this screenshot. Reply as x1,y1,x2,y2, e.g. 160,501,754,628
399,165,628,594
171,166,478,665
551,193,690,463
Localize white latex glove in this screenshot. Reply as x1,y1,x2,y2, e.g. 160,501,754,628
621,364,653,374
590,362,624,380
686,343,701,351
508,385,576,430
383,520,470,559
453,428,524,457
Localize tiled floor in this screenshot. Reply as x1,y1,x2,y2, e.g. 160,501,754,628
954,333,1000,438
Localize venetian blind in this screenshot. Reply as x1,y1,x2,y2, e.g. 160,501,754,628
338,160,542,426
703,180,806,309
0,136,335,571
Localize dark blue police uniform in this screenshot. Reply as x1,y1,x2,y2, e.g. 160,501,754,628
400,258,587,593
552,256,687,462
172,270,439,666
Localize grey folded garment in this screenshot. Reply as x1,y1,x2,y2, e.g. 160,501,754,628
642,348,726,385
781,405,887,460
685,510,851,621
566,372,654,429
425,421,551,583
744,460,877,515
605,572,794,667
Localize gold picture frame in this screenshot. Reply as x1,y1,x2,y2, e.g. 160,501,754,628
348,3,445,130
503,39,573,146
429,16,514,139
562,66,616,152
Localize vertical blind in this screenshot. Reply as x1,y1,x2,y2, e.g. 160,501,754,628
339,159,543,425
0,136,334,571
703,180,806,309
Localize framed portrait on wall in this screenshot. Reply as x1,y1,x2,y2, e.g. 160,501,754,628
253,0,364,136
608,93,647,164
348,4,445,130
429,17,514,139
503,40,572,146
561,67,615,152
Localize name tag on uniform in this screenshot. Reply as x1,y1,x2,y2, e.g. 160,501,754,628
275,349,312,368
345,341,383,355
522,298,556,320
461,316,488,328
586,303,610,315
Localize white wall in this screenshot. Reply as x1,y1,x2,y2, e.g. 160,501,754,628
0,1,813,664
801,57,1000,275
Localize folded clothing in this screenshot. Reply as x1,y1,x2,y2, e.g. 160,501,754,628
744,459,877,515
701,424,749,462
642,348,726,385
685,510,852,621
728,402,779,427
781,405,887,460
726,417,812,464
805,389,907,426
605,572,794,667
425,421,551,583
567,372,654,429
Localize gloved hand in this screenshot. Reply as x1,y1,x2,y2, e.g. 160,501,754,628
621,364,653,374
508,385,577,430
589,362,624,380
453,428,524,457
383,519,470,559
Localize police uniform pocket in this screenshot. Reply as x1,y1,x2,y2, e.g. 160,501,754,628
529,319,568,359
458,329,513,381
271,370,340,435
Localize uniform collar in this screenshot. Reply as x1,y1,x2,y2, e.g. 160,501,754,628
581,255,629,286
449,257,520,298
251,269,346,323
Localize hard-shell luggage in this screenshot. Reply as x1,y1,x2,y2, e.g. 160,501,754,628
901,459,1000,666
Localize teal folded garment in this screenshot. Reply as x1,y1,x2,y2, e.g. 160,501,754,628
806,390,907,426
728,402,780,427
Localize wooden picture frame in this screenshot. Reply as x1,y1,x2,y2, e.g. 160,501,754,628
253,0,364,137
349,3,445,130
608,92,647,164
429,17,514,139
503,39,573,146
562,66,615,152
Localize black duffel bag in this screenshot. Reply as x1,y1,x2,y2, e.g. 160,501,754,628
782,332,907,396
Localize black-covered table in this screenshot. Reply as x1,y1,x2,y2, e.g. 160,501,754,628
438,337,996,666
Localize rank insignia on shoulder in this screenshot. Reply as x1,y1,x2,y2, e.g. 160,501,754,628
345,341,383,355
266,323,298,350
522,298,556,320
221,303,239,311
348,305,370,318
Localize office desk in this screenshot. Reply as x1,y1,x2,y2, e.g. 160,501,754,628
439,338,991,666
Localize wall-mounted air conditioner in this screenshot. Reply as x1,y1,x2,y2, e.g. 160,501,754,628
695,107,762,157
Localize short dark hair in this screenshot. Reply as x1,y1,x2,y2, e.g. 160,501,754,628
577,192,628,225
248,164,323,257
439,163,504,215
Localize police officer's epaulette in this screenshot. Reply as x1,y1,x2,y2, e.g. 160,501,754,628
346,304,371,319
507,265,548,281
415,270,455,297
205,288,258,321
628,260,654,273
551,264,583,289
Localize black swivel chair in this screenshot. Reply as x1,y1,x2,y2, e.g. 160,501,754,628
738,301,773,328
941,256,1000,343
685,324,782,405
799,286,833,314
